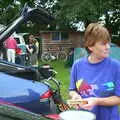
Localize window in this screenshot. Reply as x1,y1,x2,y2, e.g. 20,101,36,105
61,32,68,40
15,37,20,44
52,32,60,41
52,32,68,41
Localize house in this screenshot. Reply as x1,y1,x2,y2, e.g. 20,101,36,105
39,30,84,54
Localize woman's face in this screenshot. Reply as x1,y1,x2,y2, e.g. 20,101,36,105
88,41,110,59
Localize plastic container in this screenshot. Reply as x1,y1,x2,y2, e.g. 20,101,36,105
59,110,96,120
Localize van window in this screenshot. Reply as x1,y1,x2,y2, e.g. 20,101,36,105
15,38,20,44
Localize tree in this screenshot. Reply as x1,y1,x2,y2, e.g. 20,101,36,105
52,0,120,42
0,0,119,37
55,0,119,26
0,0,20,25
0,0,52,34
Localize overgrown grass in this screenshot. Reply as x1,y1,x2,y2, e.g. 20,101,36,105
39,60,70,100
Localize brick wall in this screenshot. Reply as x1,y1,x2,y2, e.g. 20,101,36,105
39,31,84,53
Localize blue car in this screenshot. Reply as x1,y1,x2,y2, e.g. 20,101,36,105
0,4,57,115
0,61,57,115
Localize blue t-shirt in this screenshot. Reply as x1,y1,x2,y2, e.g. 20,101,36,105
69,56,120,120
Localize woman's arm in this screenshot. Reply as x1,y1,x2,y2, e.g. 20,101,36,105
96,96,120,106
82,96,120,110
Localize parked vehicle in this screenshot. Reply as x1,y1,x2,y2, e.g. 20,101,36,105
12,32,28,55
0,61,69,114
0,3,64,116
11,32,30,65
0,61,59,114
0,27,28,62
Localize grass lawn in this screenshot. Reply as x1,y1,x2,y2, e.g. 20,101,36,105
39,60,70,100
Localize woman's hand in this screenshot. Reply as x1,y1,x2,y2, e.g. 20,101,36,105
69,91,82,100
72,93,82,100
81,97,98,110
69,91,82,109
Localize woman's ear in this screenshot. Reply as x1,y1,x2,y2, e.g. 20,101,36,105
88,46,93,52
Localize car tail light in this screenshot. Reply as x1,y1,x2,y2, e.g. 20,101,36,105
40,90,53,99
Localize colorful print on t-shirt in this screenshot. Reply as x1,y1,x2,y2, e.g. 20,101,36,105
76,79,98,97
76,79,115,97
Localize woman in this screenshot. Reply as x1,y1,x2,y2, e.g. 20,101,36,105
69,23,120,120
26,35,38,65
5,36,17,63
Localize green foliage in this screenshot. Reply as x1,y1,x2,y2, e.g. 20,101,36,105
0,0,119,37
0,1,19,25
39,60,70,100
52,0,120,38
0,0,51,34
56,0,120,27
55,0,99,27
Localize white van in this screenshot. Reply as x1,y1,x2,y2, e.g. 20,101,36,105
12,32,29,55
0,31,29,65
12,32,29,65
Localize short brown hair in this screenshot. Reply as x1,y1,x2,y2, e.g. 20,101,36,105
84,23,111,53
